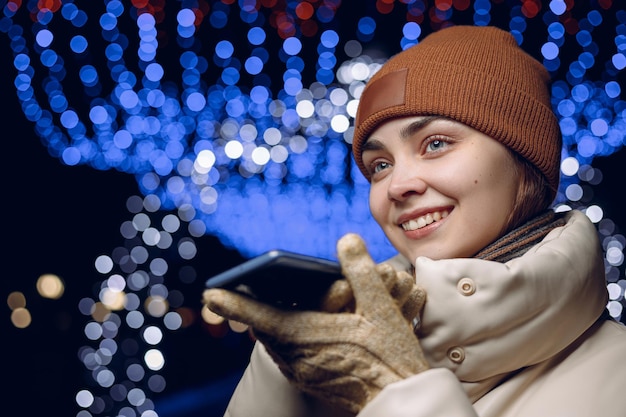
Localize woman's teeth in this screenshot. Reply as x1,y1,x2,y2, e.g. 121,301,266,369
401,210,449,231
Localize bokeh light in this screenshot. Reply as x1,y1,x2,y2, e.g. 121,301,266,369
36,273,65,299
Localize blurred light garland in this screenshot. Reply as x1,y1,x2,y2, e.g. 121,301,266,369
2,1,626,416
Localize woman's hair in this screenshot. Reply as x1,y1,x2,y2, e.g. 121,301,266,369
503,149,556,234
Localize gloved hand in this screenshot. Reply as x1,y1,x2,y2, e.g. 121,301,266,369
204,233,430,413
320,261,424,327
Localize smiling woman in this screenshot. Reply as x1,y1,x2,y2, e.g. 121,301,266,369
2,1,626,416
363,116,520,261
205,25,626,417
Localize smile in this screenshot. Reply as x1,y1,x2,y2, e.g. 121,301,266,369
401,209,450,231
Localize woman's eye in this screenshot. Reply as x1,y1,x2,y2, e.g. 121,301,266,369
425,138,448,153
372,161,391,174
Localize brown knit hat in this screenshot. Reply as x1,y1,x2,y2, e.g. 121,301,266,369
352,25,562,199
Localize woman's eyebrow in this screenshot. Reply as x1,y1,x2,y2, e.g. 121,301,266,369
361,138,385,153
361,115,446,154
398,116,443,140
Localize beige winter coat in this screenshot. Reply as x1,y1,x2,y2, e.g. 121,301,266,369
222,210,626,416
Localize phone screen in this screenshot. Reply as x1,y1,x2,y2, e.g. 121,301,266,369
205,250,343,310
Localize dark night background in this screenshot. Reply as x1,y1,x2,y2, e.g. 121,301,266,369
2,1,626,416
0,35,254,415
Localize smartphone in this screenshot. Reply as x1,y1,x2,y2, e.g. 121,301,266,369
205,250,343,310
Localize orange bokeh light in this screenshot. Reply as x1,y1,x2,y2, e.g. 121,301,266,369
376,0,394,15
562,17,579,35
295,2,315,20
435,0,453,12
521,0,541,18
131,0,150,9
406,12,424,24
453,0,471,11
7,0,22,12
37,0,61,12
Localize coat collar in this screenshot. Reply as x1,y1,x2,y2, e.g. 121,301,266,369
413,210,608,401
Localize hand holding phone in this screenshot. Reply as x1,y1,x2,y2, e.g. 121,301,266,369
205,250,343,310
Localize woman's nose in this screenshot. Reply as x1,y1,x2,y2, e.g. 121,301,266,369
386,163,427,201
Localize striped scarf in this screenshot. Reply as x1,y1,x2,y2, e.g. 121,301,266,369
473,210,566,263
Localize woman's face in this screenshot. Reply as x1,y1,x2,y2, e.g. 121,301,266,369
361,116,519,263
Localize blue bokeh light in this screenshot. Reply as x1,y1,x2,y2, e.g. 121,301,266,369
357,16,376,35
403,21,421,40
541,42,559,60
215,40,234,59
247,26,266,45
1,2,616,267
320,30,339,48
283,37,302,55
549,0,567,16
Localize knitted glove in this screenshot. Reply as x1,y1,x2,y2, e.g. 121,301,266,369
204,233,429,413
320,261,424,325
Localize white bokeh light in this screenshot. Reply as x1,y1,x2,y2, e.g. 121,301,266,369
194,149,216,173
585,205,604,223
224,140,244,159
330,114,350,133
561,156,580,176
144,349,165,371
251,146,271,165
296,100,315,118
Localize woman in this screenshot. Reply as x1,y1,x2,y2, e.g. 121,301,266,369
204,25,626,416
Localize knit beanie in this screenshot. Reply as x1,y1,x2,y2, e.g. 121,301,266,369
352,25,562,199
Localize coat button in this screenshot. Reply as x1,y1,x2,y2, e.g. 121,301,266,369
457,278,476,295
447,346,465,364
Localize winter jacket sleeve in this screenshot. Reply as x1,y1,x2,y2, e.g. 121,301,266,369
224,342,353,417
359,368,478,417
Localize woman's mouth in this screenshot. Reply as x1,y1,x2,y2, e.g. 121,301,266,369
401,209,450,231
